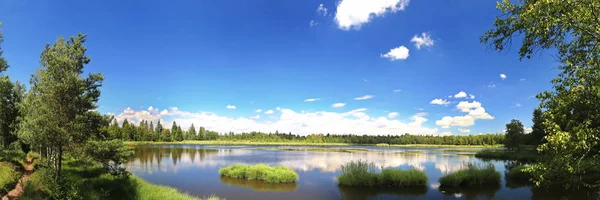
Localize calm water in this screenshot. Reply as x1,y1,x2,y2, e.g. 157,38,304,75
125,145,598,200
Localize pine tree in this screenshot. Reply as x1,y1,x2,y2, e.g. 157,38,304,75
187,123,197,140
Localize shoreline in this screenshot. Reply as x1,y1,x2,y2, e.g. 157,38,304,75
124,140,503,148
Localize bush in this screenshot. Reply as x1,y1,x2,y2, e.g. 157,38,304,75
0,150,26,168
219,164,298,183
506,166,532,181
84,140,133,177
0,162,20,196
438,163,501,187
337,160,428,187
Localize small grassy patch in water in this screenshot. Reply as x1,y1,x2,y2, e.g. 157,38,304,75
219,164,298,183
438,163,501,187
475,149,538,162
506,166,532,181
337,160,428,187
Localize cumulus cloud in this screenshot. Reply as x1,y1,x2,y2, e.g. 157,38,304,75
435,101,494,128
255,109,263,113
226,105,236,109
381,46,409,60
469,94,475,99
430,99,450,105
316,4,328,16
387,112,399,118
410,32,434,49
332,103,346,108
500,74,507,80
109,106,439,136
265,110,274,114
310,20,318,27
458,128,470,133
453,91,467,98
335,0,410,30
354,95,374,100
304,98,321,102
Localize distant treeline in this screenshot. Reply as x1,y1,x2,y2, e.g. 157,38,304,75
107,119,505,145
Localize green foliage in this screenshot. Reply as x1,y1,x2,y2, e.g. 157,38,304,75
505,119,525,148
530,108,547,145
0,22,7,73
0,162,20,196
482,0,600,188
337,160,428,187
0,149,26,168
84,140,133,177
475,149,538,162
507,166,532,181
438,163,501,187
375,143,390,147
0,75,26,149
219,163,299,183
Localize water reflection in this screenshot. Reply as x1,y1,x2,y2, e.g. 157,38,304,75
439,185,501,200
338,186,428,200
219,176,298,192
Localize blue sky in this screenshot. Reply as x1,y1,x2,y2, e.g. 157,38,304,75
0,0,559,135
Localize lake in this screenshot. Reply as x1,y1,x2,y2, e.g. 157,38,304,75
125,144,598,200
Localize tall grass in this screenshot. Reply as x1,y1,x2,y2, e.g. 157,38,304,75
475,149,538,162
0,162,20,196
219,164,298,183
438,163,501,187
337,160,428,187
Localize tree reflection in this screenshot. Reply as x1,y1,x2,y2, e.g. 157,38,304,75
438,185,500,200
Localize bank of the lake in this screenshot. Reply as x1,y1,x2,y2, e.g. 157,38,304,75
125,140,504,148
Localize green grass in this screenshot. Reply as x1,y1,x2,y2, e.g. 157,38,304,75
438,163,501,187
506,166,532,181
475,149,539,162
375,143,390,147
0,162,20,196
337,160,428,187
21,159,220,200
125,140,503,148
219,176,297,191
251,147,372,153
0,150,26,169
219,164,299,184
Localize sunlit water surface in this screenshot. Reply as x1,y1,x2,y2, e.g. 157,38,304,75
125,144,598,200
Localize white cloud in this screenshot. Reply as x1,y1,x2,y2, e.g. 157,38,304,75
332,103,346,108
439,132,452,136
488,83,496,88
310,20,318,27
520,78,526,81
276,107,281,111
250,115,260,119
453,91,467,98
354,95,374,100
430,99,450,105
316,4,328,16
525,127,532,133
456,101,482,112
393,89,401,92
265,110,274,114
512,103,522,108
335,0,410,30
109,106,439,136
469,94,475,99
381,46,409,60
500,74,507,80
435,101,494,128
226,105,236,109
410,32,434,49
387,112,399,118
255,109,263,113
458,128,471,133
304,98,321,102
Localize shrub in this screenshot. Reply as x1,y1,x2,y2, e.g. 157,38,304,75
506,166,532,181
337,160,428,187
438,163,501,187
84,140,134,177
219,164,298,183
0,162,20,196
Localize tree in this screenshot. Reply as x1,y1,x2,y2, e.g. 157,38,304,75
155,120,163,140
18,34,103,179
84,139,133,176
198,126,206,140
481,0,600,187
187,123,197,140
0,24,25,149
0,22,7,73
505,119,525,148
530,108,546,145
